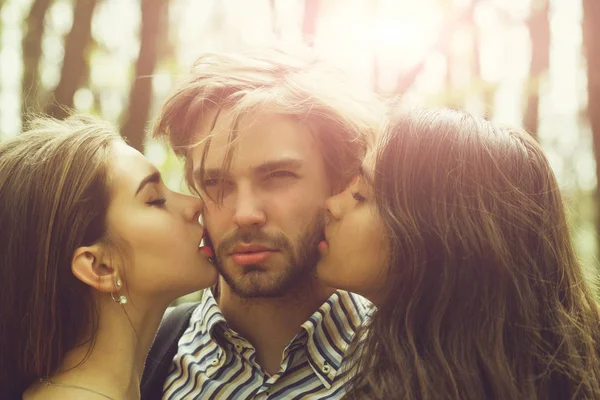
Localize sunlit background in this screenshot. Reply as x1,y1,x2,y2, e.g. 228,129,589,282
1,0,597,284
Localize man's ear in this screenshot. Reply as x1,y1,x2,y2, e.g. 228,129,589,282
72,245,118,293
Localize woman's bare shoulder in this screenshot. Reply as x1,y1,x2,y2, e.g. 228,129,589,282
23,381,108,400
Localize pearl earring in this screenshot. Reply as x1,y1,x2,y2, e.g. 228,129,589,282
111,279,127,305
110,291,128,305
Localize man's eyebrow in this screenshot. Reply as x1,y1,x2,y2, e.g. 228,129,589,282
254,159,304,175
135,171,161,196
193,167,229,182
193,159,304,182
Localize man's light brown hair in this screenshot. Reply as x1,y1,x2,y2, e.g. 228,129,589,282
152,48,385,197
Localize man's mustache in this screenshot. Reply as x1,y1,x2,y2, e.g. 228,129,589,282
208,209,328,257
216,229,290,255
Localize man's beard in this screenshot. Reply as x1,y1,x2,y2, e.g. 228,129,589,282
210,214,325,299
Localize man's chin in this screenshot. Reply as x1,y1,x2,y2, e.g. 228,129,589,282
229,279,286,299
220,267,293,298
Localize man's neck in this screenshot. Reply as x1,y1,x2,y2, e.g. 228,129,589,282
42,297,168,400
217,278,335,375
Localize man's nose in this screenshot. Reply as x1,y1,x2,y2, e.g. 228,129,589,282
232,185,266,229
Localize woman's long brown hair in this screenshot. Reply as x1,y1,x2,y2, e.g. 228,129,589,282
345,109,600,399
0,115,120,397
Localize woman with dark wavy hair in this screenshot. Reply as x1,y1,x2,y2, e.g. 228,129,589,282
317,108,600,399
0,115,217,399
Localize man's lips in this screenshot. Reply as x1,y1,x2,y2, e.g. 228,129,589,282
230,244,277,266
231,244,273,253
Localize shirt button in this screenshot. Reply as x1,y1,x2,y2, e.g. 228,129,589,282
322,364,331,373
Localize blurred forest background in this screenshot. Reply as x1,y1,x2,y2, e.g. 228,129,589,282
1,0,600,294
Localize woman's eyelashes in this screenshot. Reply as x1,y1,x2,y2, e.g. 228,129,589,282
146,197,167,207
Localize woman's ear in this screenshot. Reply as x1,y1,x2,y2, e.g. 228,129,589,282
71,245,118,293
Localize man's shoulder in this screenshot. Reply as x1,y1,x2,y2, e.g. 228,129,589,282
303,290,373,348
160,288,220,331
331,290,374,319
161,301,201,331
148,300,201,359
140,301,202,400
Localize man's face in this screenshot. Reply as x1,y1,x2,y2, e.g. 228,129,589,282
191,108,330,298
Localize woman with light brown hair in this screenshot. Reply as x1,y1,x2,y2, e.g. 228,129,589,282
317,108,600,399
0,115,217,399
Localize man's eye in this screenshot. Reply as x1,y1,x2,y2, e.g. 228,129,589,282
267,171,296,179
352,192,366,202
202,178,223,187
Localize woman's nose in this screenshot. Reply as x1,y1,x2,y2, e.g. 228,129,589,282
324,191,345,220
183,194,204,224
325,175,360,220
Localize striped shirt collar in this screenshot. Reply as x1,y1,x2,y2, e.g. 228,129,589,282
190,289,372,388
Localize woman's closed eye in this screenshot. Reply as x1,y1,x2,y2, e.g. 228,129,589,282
352,191,366,202
146,198,167,207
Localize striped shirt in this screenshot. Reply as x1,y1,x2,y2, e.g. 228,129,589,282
162,289,371,399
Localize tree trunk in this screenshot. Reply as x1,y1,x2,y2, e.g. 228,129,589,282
21,0,54,121
0,0,6,119
302,0,319,46
583,0,600,265
120,0,168,152
475,40,497,120
45,0,97,119
442,0,458,108
395,2,477,95
371,0,379,92
470,4,495,119
269,0,279,39
523,0,550,138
